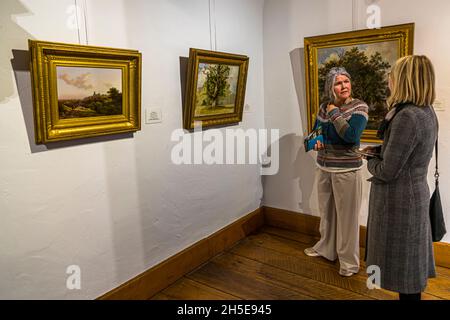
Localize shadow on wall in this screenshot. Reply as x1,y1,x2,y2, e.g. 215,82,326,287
293,46,318,214
0,0,34,103
3,1,47,153
290,47,309,135
179,56,188,121
293,136,318,214
10,49,44,153
262,133,317,214
262,46,320,214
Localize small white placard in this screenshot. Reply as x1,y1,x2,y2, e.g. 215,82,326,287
145,108,162,124
434,99,445,112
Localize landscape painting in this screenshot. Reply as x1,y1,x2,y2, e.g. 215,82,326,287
184,48,249,130
304,23,414,142
194,62,240,117
57,66,123,119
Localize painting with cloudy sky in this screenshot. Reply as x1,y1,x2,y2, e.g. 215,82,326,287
56,66,123,119
194,62,240,117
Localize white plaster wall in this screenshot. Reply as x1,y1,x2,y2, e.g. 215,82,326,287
262,0,450,243
0,0,265,299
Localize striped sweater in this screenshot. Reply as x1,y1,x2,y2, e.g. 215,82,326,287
313,98,369,169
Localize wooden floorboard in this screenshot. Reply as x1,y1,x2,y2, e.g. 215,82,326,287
198,252,372,300
151,227,449,300
151,277,240,300
186,257,314,300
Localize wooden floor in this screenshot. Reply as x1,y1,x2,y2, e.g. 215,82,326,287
151,226,450,300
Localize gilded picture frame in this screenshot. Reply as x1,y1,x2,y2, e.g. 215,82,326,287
29,40,141,144
184,48,249,130
304,23,414,143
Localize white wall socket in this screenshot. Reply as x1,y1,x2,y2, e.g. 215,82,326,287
145,108,162,124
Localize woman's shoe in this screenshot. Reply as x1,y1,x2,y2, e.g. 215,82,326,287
338,269,355,277
304,247,321,257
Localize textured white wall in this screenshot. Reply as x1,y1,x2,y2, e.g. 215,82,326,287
0,0,265,299
262,0,450,243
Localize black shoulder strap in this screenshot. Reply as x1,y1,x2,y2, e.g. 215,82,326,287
431,105,439,187
435,138,439,187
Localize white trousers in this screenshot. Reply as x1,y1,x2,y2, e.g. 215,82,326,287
313,168,362,273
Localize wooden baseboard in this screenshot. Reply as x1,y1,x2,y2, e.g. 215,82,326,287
434,241,450,269
263,206,321,238
263,206,450,269
98,208,264,300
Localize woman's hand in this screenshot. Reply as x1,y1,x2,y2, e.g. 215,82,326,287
314,140,324,151
327,103,338,113
361,146,376,153
360,146,377,160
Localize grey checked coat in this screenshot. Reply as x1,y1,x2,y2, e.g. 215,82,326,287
366,104,438,294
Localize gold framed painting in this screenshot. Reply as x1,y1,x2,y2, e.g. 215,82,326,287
29,40,141,144
183,48,249,130
304,23,414,143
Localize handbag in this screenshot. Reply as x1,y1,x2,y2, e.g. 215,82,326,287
429,138,447,242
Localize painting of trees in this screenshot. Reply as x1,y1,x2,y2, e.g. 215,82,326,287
194,63,239,117
203,64,231,108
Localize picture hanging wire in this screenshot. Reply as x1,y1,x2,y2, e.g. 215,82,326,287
209,0,217,51
82,0,89,45
74,0,89,45
74,0,81,44
352,0,359,30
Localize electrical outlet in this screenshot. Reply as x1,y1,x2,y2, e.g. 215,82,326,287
145,108,162,124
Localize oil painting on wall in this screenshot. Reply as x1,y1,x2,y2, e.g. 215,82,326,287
304,23,414,142
194,62,240,117
184,48,249,130
57,66,123,119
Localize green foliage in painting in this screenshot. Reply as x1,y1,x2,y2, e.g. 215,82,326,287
203,64,231,108
58,87,122,119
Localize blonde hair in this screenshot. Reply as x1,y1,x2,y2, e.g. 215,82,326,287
387,55,436,109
